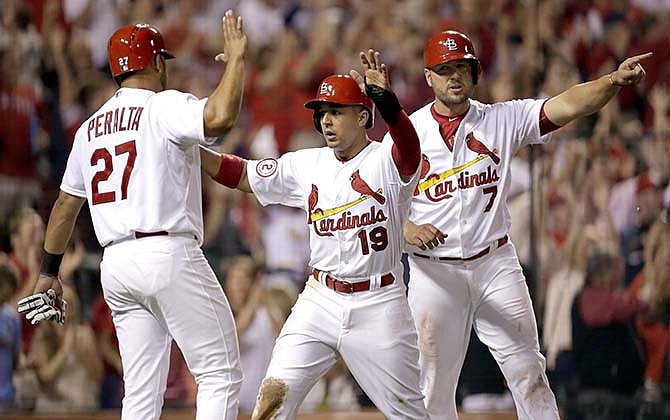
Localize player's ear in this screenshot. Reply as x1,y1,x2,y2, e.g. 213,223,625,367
358,108,370,128
424,68,433,88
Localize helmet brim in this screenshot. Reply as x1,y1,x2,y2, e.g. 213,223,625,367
304,99,339,109
425,53,478,69
159,50,176,60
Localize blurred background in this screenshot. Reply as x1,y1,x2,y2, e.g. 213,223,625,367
0,0,668,418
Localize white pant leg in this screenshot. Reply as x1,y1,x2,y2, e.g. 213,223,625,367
101,236,242,420
472,243,560,420
407,257,475,420
153,238,242,420
254,279,340,420
101,258,172,420
340,285,429,420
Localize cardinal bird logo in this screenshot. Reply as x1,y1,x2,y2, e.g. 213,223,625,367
414,154,431,196
307,184,319,224
466,133,500,164
419,154,431,179
350,170,386,205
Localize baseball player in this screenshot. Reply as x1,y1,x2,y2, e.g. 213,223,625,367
398,29,651,420
17,10,248,420
200,50,429,420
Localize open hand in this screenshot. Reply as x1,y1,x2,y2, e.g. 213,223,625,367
349,49,391,93
215,9,247,63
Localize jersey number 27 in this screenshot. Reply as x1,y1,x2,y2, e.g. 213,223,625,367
90,141,137,205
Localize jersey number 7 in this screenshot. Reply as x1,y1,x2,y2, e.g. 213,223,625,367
90,141,137,205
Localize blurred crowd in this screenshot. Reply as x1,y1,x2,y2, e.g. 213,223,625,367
0,0,668,417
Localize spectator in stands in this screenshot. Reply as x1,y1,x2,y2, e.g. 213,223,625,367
90,292,122,409
0,10,50,217
0,264,20,412
7,208,43,354
620,174,664,285
28,285,102,412
571,252,647,418
629,217,670,402
223,256,275,414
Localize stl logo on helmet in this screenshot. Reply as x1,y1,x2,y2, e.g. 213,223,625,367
443,38,459,51
319,83,335,96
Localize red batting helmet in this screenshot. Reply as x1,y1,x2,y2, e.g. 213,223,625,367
305,75,374,132
107,23,175,82
424,30,481,84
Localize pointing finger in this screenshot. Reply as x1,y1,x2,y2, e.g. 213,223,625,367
631,52,653,63
624,52,653,69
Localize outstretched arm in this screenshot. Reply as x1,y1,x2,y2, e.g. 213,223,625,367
203,10,247,138
200,145,251,193
543,52,651,127
350,50,420,182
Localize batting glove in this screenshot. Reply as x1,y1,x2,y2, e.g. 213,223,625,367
17,289,67,325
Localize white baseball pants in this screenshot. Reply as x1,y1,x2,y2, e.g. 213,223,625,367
101,235,242,420
407,242,560,420
255,277,429,420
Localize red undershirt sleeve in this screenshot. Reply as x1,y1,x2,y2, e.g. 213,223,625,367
389,110,421,177
539,100,563,136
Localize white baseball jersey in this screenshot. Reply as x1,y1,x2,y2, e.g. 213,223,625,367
394,98,550,258
247,140,419,280
61,87,215,247
401,97,560,420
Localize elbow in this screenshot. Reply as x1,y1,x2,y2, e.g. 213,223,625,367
204,109,236,137
204,102,237,137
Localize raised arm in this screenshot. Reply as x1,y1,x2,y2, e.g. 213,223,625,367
200,145,251,193
203,10,247,138
350,50,421,182
543,52,652,127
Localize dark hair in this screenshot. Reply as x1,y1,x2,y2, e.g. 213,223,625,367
584,252,619,286
0,264,19,298
8,207,38,236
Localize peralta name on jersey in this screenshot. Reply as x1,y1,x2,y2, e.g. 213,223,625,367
87,107,144,141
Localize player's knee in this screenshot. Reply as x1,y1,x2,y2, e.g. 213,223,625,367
418,313,438,360
251,377,288,420
501,351,551,397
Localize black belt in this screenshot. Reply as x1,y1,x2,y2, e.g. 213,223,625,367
107,231,195,247
134,231,169,239
413,235,508,262
312,269,395,294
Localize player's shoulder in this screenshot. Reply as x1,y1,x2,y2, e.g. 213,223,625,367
151,89,199,103
72,95,117,145
280,146,328,162
153,88,192,98
477,97,545,114
408,101,434,123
